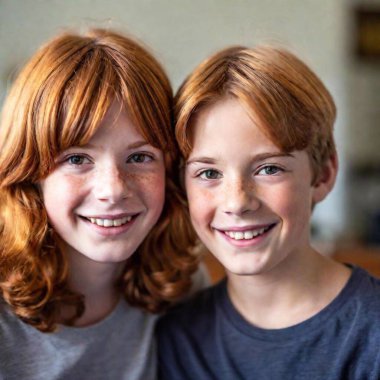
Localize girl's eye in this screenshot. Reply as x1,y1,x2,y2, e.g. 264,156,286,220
257,165,283,176
127,153,153,163
199,169,222,180
66,155,89,166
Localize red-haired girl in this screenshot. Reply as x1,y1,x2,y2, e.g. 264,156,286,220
0,28,200,379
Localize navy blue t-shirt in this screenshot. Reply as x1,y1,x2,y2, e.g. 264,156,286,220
157,266,380,380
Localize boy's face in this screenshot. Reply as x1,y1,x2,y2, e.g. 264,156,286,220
40,101,165,267
185,97,334,276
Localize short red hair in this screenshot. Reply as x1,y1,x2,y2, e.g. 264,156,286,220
175,46,337,183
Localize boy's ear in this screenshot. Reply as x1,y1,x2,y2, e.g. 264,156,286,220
312,153,338,204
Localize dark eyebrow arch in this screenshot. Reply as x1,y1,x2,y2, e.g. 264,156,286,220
126,141,153,150
252,152,295,161
187,152,294,166
186,157,217,166
67,140,151,151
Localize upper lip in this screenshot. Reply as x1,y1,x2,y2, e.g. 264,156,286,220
79,212,139,219
214,223,276,232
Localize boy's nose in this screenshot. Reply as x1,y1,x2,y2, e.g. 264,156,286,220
93,166,132,204
222,177,260,216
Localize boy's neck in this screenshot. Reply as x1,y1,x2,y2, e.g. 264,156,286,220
226,249,351,329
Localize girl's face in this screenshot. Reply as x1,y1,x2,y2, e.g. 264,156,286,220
185,97,333,277
40,101,165,265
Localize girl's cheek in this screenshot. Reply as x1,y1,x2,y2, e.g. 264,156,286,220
130,171,165,193
41,173,70,195
133,171,166,209
62,173,88,188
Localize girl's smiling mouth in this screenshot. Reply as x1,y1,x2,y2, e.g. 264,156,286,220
78,213,140,234
85,215,133,227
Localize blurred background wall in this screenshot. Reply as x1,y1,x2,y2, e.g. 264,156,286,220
0,0,379,249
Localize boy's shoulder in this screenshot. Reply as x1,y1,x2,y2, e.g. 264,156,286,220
350,265,380,302
157,278,225,333
324,265,380,321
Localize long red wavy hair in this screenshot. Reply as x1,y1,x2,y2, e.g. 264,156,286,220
0,28,198,332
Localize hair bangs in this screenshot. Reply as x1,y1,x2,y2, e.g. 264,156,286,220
116,53,175,159
175,45,336,181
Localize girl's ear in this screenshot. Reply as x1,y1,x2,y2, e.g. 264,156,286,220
312,153,338,204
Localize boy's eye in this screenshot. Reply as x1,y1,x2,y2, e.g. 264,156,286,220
257,165,282,175
66,155,89,166
199,169,222,180
127,153,153,163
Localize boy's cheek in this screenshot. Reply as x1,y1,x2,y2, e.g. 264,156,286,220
187,185,214,225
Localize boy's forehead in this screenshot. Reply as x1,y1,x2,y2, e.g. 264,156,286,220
189,97,283,149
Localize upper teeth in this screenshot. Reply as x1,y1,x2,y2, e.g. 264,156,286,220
88,216,132,227
225,227,268,240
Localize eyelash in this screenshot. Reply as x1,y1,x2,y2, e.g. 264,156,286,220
256,165,284,176
196,164,284,180
127,153,154,164
198,169,222,180
64,154,91,166
62,152,154,166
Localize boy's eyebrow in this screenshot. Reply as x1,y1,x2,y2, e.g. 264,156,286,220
253,152,295,161
187,152,295,165
186,157,217,165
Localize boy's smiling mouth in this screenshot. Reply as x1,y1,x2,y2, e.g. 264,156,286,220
225,226,271,240
216,224,276,241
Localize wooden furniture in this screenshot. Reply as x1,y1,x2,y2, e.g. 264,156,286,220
202,246,380,284
332,246,380,277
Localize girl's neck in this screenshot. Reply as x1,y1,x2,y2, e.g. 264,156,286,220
226,249,351,329
62,247,125,327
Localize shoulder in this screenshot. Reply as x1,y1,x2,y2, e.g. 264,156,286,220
0,300,22,336
350,266,380,303
156,281,226,378
157,279,224,337
338,266,380,331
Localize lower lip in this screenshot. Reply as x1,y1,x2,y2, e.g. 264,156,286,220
81,216,138,237
217,225,275,248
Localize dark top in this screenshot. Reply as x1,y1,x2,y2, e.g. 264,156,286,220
157,266,380,380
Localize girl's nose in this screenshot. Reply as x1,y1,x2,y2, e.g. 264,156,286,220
93,165,132,204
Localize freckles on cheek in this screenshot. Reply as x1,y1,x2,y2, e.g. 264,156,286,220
187,186,214,225
41,173,85,214
130,172,166,201
62,174,87,187
38,173,85,234
279,186,312,226
41,173,87,206
138,172,165,188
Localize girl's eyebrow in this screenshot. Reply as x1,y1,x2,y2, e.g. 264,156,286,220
187,152,294,166
68,140,151,151
126,141,153,149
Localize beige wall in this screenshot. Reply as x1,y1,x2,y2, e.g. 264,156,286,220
0,0,353,241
